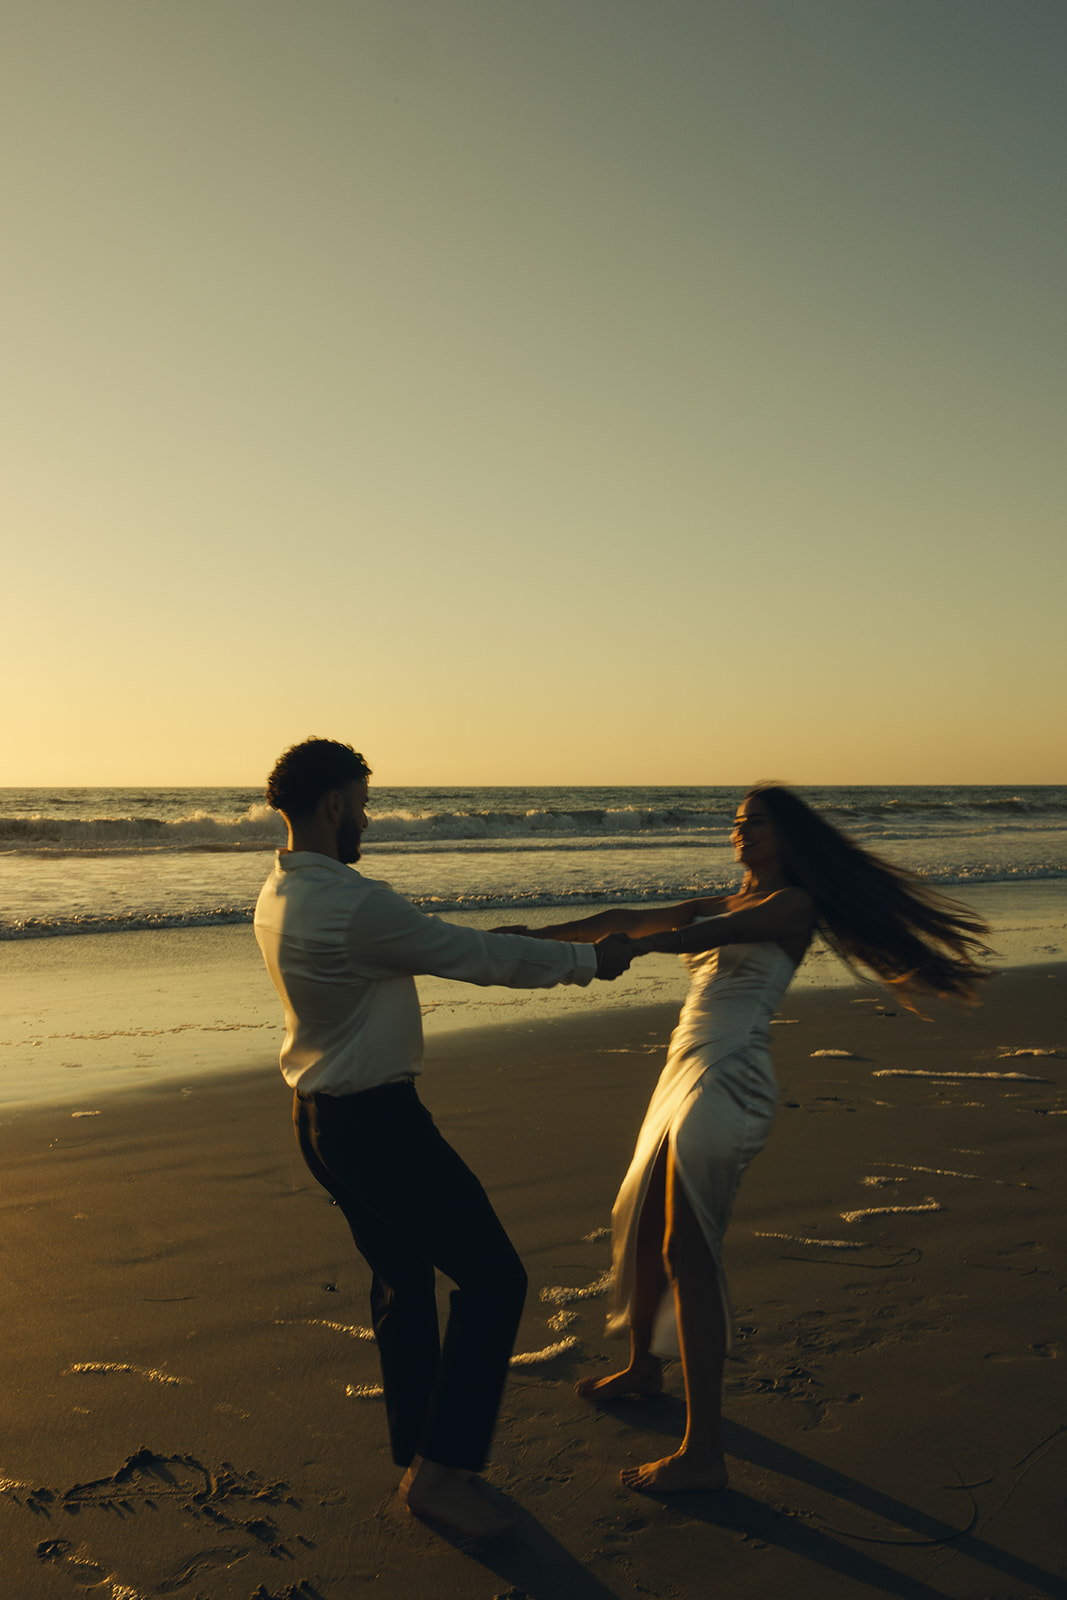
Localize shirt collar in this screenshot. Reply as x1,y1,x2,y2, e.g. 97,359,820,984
276,849,357,878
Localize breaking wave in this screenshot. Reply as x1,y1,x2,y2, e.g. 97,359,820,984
2,856,1066,941
2,783,1065,857
0,804,285,854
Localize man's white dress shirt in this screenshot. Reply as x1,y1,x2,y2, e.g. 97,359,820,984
254,851,597,1096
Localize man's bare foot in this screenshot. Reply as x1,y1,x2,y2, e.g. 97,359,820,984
575,1355,663,1401
620,1447,727,1493
399,1457,512,1539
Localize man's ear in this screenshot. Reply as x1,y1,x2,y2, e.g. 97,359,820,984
320,788,345,827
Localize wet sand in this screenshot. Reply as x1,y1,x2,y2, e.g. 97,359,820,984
1,964,1065,1599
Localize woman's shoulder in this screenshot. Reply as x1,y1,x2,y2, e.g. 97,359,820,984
721,885,814,916
764,885,816,930
774,885,815,912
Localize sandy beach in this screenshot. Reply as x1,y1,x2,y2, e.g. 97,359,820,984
1,938,1065,1600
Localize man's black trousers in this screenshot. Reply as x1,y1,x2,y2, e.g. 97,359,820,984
293,1080,528,1473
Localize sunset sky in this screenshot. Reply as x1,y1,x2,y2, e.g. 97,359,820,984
4,1,1065,786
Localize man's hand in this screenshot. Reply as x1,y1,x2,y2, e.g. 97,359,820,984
594,933,633,980
490,924,532,936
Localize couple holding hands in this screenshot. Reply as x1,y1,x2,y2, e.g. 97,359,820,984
254,738,987,1539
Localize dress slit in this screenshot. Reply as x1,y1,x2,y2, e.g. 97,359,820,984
604,944,795,1363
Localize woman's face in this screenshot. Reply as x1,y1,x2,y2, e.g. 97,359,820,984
731,798,783,871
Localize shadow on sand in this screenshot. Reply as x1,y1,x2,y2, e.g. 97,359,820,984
429,1496,621,1600
719,1417,1067,1600
461,1393,1067,1600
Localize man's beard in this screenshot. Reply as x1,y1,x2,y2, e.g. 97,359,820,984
336,818,363,864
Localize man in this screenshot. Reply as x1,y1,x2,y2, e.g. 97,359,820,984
254,738,631,1538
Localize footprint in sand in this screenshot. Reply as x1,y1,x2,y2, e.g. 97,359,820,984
37,1536,252,1595
156,1544,252,1591
36,1540,112,1587
591,1513,648,1543
984,1342,1062,1363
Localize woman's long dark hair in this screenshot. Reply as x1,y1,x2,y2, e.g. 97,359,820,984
748,784,990,1002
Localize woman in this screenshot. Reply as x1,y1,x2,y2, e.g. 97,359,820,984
519,784,989,1493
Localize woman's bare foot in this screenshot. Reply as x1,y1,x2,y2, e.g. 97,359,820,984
575,1355,663,1401
398,1457,512,1539
620,1447,727,1493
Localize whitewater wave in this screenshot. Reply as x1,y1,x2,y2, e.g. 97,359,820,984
0,804,286,854
4,801,1066,857
2,858,1066,941
1,908,258,940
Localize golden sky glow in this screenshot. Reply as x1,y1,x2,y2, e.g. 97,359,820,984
3,2,1065,785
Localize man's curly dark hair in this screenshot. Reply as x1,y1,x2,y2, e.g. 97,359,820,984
265,738,372,821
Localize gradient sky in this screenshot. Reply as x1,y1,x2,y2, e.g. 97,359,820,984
4,1,1065,786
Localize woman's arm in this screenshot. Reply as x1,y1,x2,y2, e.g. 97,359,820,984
628,888,814,957
502,897,729,945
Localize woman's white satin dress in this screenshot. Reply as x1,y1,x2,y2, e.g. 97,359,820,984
606,940,796,1358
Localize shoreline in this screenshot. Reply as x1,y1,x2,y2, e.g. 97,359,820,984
1,873,1064,1113
3,953,1064,1121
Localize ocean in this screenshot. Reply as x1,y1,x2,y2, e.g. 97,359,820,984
2,783,1065,941
3,784,1065,1109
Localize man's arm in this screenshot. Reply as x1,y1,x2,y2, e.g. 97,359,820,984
347,883,621,987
